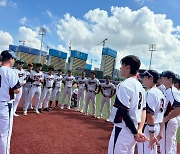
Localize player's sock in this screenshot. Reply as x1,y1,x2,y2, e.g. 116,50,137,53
49,100,53,108
55,101,58,107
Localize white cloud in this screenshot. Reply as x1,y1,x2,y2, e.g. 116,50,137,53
19,17,27,25
46,10,53,18
0,30,13,51
0,0,7,6
56,7,180,74
18,26,42,49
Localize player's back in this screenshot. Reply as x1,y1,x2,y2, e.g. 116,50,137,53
116,77,145,126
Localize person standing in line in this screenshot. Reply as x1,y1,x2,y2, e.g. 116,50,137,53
108,55,148,154
61,70,76,110
23,63,44,116
97,76,116,122
0,50,21,154
38,67,54,112
22,63,34,110
84,71,101,118
49,69,63,109
76,72,88,112
13,59,26,116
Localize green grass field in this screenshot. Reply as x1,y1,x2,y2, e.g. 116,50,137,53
59,87,180,143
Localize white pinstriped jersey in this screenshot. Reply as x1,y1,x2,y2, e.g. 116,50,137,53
101,82,115,97
77,77,88,90
14,68,26,85
63,76,75,88
54,74,62,88
30,70,44,85
0,66,19,102
87,78,100,91
146,87,166,123
44,73,54,88
24,70,31,87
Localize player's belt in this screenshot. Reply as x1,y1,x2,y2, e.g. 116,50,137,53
46,87,52,89
88,90,95,93
32,84,41,87
67,86,72,88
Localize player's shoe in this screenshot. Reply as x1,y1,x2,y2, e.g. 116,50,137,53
28,106,34,110
54,106,58,109
43,108,50,112
67,106,71,110
13,113,19,117
84,112,88,116
92,115,96,118
49,107,52,110
80,110,83,113
97,116,101,119
35,109,40,114
106,119,110,122
23,111,27,116
61,106,64,110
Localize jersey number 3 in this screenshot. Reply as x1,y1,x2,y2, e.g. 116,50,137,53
138,92,142,109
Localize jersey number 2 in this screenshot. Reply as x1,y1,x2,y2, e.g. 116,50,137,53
138,92,142,109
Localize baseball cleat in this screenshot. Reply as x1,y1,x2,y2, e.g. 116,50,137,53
35,109,40,114
54,106,58,109
23,111,27,116
80,110,83,113
61,106,64,110
92,115,96,118
84,112,88,116
13,113,19,117
49,107,52,110
97,116,101,119
106,119,110,122
43,108,50,112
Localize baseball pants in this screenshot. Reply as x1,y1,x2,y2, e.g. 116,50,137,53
50,87,61,102
13,86,22,114
39,87,52,109
108,125,136,154
0,101,13,154
61,87,72,109
84,92,96,117
160,118,179,154
138,124,160,154
22,85,33,110
99,96,111,119
77,89,85,111
24,85,42,111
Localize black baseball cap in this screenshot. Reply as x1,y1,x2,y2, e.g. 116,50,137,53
161,70,176,81
48,67,54,71
36,63,42,67
28,63,33,67
0,50,17,61
91,71,96,75
142,70,159,81
68,70,72,73
16,59,24,64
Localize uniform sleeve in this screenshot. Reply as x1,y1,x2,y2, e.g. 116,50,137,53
112,84,116,90
116,84,132,109
41,73,44,80
146,92,157,114
8,69,21,90
172,89,180,107
96,79,100,86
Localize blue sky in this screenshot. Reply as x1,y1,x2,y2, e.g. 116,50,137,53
0,0,180,73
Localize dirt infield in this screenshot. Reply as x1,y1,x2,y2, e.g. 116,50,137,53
11,108,180,154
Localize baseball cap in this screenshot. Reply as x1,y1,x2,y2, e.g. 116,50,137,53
0,50,17,61
91,71,97,75
16,59,24,64
48,67,54,71
175,75,180,84
161,70,176,81
142,70,159,81
36,63,42,67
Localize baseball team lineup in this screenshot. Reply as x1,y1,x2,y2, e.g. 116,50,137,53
0,50,180,154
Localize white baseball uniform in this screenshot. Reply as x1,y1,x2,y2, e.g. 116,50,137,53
22,70,33,110
0,66,20,154
139,87,165,154
84,78,100,117
24,70,44,111
108,77,146,154
160,87,180,154
39,73,54,109
99,82,115,119
61,75,75,109
50,74,62,102
13,68,26,114
77,77,88,111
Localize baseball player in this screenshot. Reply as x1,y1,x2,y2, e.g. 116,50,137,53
108,55,148,154
0,50,21,154
84,71,101,118
61,70,76,109
49,69,63,109
158,71,180,154
140,70,166,154
76,72,88,112
97,76,116,122
23,63,44,116
38,67,54,112
71,88,78,107
13,59,26,116
22,63,34,110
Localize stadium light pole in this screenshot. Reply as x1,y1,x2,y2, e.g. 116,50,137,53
39,27,46,63
149,44,156,70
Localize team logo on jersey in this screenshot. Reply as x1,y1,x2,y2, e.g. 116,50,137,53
57,78,62,81
103,86,111,90
66,78,73,81
34,75,42,81
46,77,54,81
18,73,25,78
79,81,86,84
88,81,96,85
